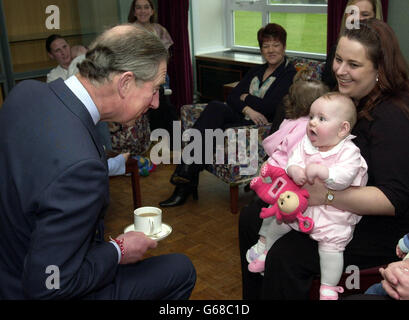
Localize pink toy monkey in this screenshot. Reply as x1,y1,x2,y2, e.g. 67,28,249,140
250,163,314,233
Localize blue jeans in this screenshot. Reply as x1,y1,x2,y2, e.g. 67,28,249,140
365,282,388,296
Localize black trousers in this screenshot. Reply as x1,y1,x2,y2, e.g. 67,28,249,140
193,101,251,132
191,101,252,166
239,197,397,300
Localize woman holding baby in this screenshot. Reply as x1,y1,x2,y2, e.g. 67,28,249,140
239,18,409,299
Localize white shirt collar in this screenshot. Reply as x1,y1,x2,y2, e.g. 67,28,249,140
64,75,100,125
303,134,356,157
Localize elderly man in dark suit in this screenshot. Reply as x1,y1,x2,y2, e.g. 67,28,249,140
0,24,196,300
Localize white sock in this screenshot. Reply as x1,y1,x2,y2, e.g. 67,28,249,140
319,249,344,296
256,238,266,254
256,251,267,262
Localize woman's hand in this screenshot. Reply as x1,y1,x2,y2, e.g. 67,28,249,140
380,260,409,300
245,108,269,126
302,178,327,206
240,93,249,102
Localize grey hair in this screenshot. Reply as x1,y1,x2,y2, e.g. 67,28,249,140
78,24,168,84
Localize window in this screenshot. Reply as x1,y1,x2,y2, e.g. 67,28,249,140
226,0,327,58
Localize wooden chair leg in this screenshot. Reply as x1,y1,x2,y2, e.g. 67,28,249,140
125,159,142,209
230,185,239,214
130,169,142,209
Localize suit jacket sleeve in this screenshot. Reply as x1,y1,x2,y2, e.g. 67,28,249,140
22,159,118,299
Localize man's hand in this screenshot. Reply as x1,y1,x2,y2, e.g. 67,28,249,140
396,244,407,259
380,260,409,300
115,231,157,264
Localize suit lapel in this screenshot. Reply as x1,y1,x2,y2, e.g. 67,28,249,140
48,79,107,167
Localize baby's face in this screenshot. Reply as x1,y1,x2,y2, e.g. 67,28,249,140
307,98,349,152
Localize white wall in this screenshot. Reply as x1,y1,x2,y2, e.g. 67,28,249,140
190,0,227,55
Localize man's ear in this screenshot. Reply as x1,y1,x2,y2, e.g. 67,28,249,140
48,52,55,60
117,71,135,99
338,120,351,139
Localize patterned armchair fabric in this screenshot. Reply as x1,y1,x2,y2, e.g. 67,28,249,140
181,104,270,185
180,57,324,212
109,114,151,157
289,57,325,80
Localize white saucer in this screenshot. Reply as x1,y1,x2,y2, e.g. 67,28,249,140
124,223,172,241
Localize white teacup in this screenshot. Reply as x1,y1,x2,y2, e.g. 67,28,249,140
133,206,162,236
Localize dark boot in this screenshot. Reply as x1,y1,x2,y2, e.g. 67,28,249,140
159,184,198,207
170,163,200,185
160,165,200,207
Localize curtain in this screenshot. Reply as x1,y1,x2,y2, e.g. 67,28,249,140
326,0,348,54
157,0,193,112
326,0,389,54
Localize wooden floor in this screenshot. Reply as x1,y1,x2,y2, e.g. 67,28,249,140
104,163,255,300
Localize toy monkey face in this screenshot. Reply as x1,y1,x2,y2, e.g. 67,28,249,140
278,191,300,214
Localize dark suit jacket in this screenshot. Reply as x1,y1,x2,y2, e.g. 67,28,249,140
0,79,119,299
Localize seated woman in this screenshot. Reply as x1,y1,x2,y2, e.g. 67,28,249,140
239,18,409,299
160,23,296,207
322,0,383,89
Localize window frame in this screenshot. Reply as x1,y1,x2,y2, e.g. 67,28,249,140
225,0,328,59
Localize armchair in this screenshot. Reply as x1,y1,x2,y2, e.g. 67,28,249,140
180,104,270,213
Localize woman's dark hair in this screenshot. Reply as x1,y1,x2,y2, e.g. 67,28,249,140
341,18,409,120
257,23,287,48
128,0,156,24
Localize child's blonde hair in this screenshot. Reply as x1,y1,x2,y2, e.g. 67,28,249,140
283,69,330,119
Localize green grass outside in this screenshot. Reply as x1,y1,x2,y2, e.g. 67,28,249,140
234,11,327,54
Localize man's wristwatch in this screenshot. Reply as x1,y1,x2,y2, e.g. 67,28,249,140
325,189,335,205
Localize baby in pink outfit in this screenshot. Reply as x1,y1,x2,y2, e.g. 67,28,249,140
248,92,368,300
247,69,329,271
